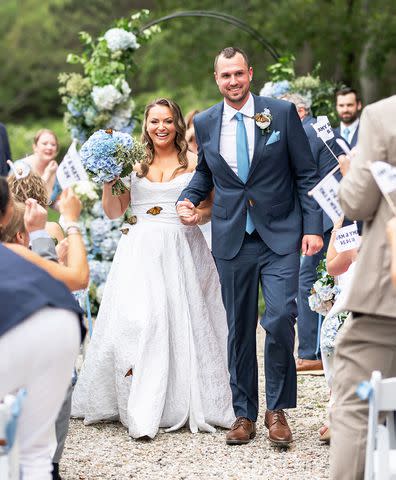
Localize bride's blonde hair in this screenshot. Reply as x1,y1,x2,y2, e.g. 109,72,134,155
140,98,188,178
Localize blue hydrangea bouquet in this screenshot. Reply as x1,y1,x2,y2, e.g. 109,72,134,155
80,129,146,195
308,259,340,316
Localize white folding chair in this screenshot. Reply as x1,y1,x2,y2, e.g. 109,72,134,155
364,371,396,480
0,390,26,480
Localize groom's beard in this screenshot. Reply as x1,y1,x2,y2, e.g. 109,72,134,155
222,84,250,105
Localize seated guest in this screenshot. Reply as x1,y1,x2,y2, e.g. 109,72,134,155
0,177,88,479
8,167,64,244
22,129,61,203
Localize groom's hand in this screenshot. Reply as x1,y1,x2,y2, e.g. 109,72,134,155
301,234,323,256
177,198,199,226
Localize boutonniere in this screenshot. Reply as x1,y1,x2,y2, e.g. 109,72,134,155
253,108,272,135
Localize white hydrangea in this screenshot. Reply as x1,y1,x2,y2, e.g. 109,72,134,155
107,104,132,130
104,28,140,52
120,79,131,102
73,180,99,201
92,85,123,111
142,25,161,39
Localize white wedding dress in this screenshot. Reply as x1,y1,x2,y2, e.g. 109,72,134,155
72,172,235,438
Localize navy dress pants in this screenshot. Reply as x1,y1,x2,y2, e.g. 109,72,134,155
215,231,300,421
297,229,331,360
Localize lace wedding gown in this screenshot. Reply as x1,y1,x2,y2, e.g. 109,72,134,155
72,172,235,438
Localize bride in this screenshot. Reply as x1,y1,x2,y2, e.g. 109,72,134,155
72,98,235,439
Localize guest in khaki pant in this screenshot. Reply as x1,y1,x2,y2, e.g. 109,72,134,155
330,95,396,480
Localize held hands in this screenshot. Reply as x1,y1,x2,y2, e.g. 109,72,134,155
24,199,48,233
58,188,82,222
176,198,200,226
301,234,324,256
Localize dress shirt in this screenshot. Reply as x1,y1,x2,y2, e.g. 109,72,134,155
340,118,359,144
219,93,255,175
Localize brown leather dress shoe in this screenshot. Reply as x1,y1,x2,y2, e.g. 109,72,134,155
296,358,324,375
226,417,256,445
265,409,293,447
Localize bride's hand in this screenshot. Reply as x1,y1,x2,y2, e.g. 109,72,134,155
177,199,199,225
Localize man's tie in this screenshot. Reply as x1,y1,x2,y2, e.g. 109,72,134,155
235,112,255,234
342,127,350,143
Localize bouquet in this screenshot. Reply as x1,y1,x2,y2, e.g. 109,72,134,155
80,129,146,195
308,259,340,316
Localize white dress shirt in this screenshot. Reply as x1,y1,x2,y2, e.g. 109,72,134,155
340,118,359,144
219,93,255,175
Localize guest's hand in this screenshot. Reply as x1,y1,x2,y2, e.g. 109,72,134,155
333,215,344,231
59,188,82,222
56,238,69,265
177,198,199,226
386,217,396,245
339,148,356,177
301,234,323,256
42,160,58,182
24,198,48,232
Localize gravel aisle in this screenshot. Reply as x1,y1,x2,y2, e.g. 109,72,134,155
62,329,330,479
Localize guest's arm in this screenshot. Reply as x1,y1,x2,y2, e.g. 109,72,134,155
326,217,358,276
338,106,384,220
5,190,89,291
102,179,130,219
386,217,396,287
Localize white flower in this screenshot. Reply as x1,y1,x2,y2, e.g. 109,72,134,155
104,28,140,52
142,25,161,39
92,85,123,111
73,181,99,201
107,102,133,130
95,283,106,303
120,79,131,102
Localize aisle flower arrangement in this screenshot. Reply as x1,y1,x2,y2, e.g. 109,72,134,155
58,10,160,142
259,55,339,123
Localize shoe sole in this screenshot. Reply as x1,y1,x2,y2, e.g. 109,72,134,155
226,432,256,445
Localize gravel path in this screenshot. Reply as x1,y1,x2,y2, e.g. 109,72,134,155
62,329,330,480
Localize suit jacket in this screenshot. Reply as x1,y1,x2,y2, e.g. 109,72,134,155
0,243,85,339
179,94,323,260
303,115,344,232
334,122,360,149
338,95,396,318
0,122,11,176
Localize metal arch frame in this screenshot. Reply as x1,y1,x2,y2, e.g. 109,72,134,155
140,11,280,61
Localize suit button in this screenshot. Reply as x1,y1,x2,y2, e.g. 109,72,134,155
248,199,255,207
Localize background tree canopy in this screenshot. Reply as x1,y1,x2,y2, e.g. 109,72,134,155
1,0,395,124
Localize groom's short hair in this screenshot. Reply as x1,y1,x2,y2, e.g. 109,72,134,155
214,47,249,71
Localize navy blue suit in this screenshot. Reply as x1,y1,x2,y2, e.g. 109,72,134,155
0,244,85,340
0,122,11,176
179,95,322,417
297,116,344,360
334,122,360,149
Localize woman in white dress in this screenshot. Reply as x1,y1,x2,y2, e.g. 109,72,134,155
72,98,235,439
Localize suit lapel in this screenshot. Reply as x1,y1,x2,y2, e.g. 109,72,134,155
208,102,243,184
247,94,271,181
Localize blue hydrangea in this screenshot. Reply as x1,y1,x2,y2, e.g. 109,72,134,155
89,259,108,284
260,80,290,98
80,130,134,184
101,237,118,261
71,126,87,143
67,100,82,118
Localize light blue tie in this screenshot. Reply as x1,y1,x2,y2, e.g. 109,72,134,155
235,112,255,234
342,127,350,143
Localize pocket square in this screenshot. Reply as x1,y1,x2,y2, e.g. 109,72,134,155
266,130,280,145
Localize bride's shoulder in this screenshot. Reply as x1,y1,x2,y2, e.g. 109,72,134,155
186,151,197,173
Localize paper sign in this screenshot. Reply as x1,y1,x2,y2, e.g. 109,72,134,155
312,116,334,142
334,223,361,253
56,140,88,189
336,138,351,155
370,161,396,194
311,174,344,222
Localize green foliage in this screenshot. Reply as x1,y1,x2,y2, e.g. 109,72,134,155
267,55,296,82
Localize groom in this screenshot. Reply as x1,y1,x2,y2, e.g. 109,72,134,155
177,47,323,446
